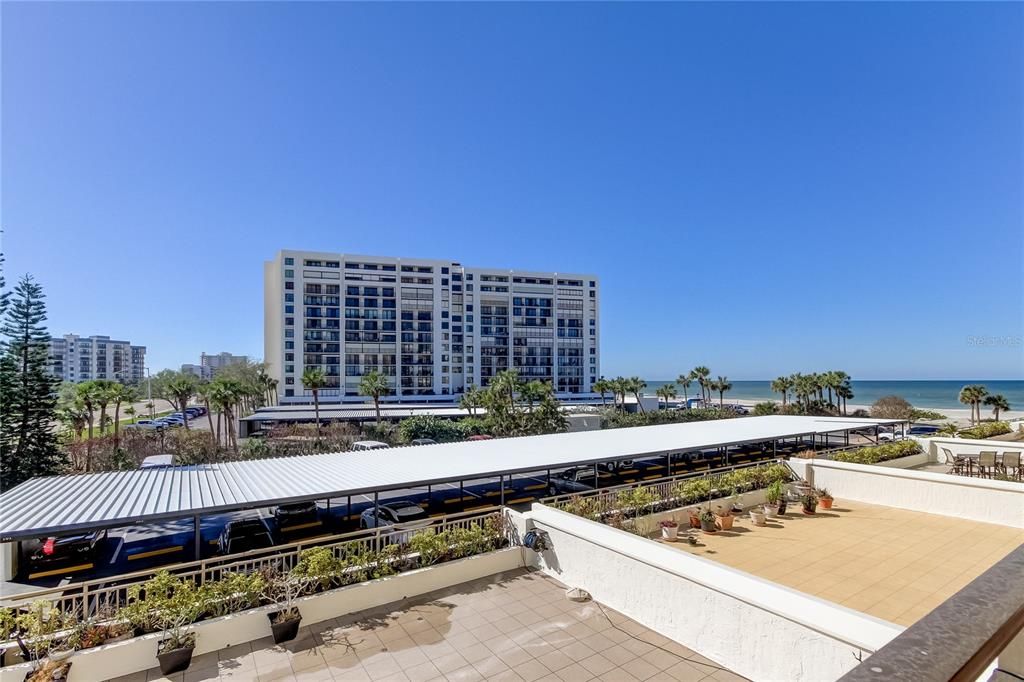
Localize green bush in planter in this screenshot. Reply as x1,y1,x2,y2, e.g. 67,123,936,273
834,440,921,465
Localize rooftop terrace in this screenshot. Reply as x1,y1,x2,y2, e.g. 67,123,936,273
111,568,747,682
666,500,1023,626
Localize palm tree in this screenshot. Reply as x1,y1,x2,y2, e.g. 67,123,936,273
358,369,390,423
109,383,137,450
714,376,732,407
656,383,677,408
145,401,155,419
836,380,854,416
195,381,218,446
75,381,99,471
124,405,137,424
593,378,612,406
937,422,960,437
770,376,793,407
959,385,988,425
691,366,711,403
302,367,327,440
983,394,1010,421
627,377,647,412
676,373,692,403
92,379,115,436
165,374,198,430
460,384,483,416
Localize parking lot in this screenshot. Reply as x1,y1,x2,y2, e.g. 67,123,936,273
14,441,792,587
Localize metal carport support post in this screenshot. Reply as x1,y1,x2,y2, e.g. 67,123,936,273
499,475,505,506
593,463,599,488
193,515,201,561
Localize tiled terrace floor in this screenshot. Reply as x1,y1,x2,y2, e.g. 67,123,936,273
666,500,1024,626
115,568,746,682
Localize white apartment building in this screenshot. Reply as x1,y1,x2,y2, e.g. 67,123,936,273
181,352,249,379
264,250,600,403
48,334,146,384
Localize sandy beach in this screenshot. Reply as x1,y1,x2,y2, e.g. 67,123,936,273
723,398,1024,426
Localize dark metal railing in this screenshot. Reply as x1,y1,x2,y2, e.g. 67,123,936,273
839,544,1024,682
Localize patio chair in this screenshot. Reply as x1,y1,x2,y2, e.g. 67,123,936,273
977,451,998,478
941,448,966,476
999,451,1021,480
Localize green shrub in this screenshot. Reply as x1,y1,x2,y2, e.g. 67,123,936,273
753,402,779,416
398,415,472,443
910,409,948,421
833,440,921,464
957,422,1011,439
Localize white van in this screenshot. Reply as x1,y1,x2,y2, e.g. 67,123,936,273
351,440,390,451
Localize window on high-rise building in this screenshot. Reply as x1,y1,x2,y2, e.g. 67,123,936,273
284,257,294,265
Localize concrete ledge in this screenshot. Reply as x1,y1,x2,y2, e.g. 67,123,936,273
788,458,1024,528
0,548,524,682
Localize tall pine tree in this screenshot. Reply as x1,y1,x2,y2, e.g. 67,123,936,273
0,273,65,490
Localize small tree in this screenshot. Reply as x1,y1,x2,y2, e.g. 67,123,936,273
871,395,913,420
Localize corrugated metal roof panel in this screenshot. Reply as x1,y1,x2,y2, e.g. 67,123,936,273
0,416,901,539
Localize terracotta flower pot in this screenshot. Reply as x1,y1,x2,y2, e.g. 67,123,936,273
716,514,734,531
819,497,833,510
689,514,701,529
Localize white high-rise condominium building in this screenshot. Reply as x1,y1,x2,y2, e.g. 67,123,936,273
265,250,600,403
182,352,250,379
48,334,146,384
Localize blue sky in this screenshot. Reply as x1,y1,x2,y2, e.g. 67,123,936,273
3,2,1022,380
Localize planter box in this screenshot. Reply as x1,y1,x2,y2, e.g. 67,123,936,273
873,453,929,469
0,548,524,682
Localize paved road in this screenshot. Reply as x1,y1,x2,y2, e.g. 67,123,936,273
14,441,801,587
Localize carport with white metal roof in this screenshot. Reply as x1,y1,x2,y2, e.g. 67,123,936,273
0,415,904,579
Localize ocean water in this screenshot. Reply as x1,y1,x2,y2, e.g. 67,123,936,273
641,380,1024,411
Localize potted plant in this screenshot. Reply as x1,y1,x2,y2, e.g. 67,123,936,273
659,519,679,541
764,481,782,518
264,569,308,644
800,493,818,515
749,506,767,526
817,488,834,510
688,508,701,529
699,509,717,534
714,506,734,531
147,573,206,675
15,600,69,667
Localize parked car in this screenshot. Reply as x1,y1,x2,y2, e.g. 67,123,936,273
722,404,750,415
29,530,107,567
466,434,494,441
184,408,202,418
217,518,274,555
351,440,390,451
410,438,437,446
547,467,597,496
273,501,318,526
125,420,164,431
360,497,432,540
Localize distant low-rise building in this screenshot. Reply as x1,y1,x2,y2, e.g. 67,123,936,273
181,352,249,379
48,334,146,384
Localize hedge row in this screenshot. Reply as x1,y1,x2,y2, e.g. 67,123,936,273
833,440,922,465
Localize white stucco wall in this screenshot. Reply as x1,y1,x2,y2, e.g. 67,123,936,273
527,504,902,682
788,458,1024,528
0,548,524,682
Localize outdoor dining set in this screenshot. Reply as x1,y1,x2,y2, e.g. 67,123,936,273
941,447,1023,480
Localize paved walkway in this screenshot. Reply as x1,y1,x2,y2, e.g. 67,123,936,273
113,568,745,682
